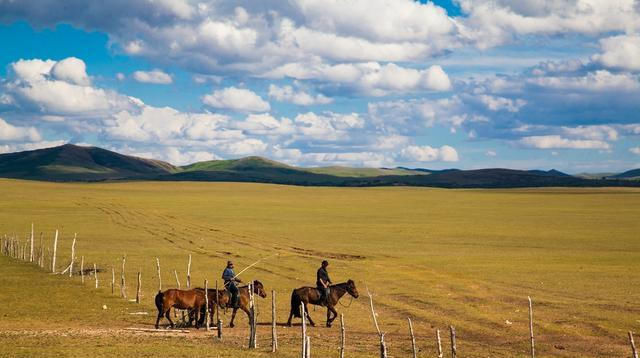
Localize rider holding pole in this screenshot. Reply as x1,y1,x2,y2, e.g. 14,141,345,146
223,260,242,308
317,260,332,306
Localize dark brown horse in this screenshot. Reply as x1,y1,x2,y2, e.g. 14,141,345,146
154,289,207,329
196,280,267,328
287,280,359,327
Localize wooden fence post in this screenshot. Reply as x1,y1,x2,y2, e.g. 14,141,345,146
174,270,180,288
51,229,58,273
436,329,443,358
94,263,98,288
366,286,387,358
111,267,115,295
186,254,191,289
340,313,345,358
305,336,311,358
630,331,638,358
216,280,222,339
248,281,257,348
136,271,142,303
69,233,76,277
408,318,417,358
205,279,211,331
120,256,127,299
272,289,278,352
450,326,457,358
156,257,162,291
38,233,44,268
80,256,85,284
29,223,34,262
528,296,535,358
301,303,307,358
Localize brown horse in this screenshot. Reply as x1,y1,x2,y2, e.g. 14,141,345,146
154,289,207,329
196,280,267,328
287,280,359,327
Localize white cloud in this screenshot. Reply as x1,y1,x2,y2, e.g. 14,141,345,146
202,87,270,112
486,150,497,157
479,95,526,112
0,117,41,141
116,73,125,81
51,57,91,86
235,113,295,136
518,135,611,150
630,147,640,155
399,145,459,162
267,62,451,96
133,69,173,84
3,58,138,117
294,112,363,141
268,84,332,105
561,125,618,141
527,70,639,92
593,35,640,71
220,138,268,156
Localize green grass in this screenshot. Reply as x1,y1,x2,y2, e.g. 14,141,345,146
1,180,639,357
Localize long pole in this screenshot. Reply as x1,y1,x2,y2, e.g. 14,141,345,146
51,230,58,273
301,303,306,358
630,331,638,358
94,263,98,288
272,290,277,352
29,223,34,262
174,270,180,289
136,271,142,303
80,256,84,284
156,258,162,291
436,329,443,358
450,326,457,358
205,279,210,331
528,296,535,358
408,318,417,358
186,254,191,289
69,234,76,277
340,313,345,358
121,256,126,298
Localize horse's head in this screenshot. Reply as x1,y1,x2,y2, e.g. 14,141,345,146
346,279,359,298
252,280,267,298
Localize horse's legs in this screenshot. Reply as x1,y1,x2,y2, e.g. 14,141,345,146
155,306,165,329
230,307,238,328
165,308,175,329
194,307,201,329
287,308,294,327
304,303,315,327
327,306,338,327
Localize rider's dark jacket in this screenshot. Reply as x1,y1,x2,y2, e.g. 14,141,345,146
316,267,331,288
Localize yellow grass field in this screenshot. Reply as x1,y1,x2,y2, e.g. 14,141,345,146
1,179,639,357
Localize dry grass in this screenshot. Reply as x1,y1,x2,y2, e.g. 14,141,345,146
1,179,639,357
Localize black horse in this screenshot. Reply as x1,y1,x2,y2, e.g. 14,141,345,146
287,280,359,327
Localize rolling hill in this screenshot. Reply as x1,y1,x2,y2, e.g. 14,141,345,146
1,144,639,188
0,144,176,180
609,168,640,180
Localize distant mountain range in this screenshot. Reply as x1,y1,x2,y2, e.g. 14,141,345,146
0,144,638,188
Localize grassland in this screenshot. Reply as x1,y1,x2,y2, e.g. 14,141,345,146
0,179,639,357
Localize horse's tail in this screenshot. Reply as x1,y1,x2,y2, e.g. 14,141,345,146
155,290,164,313
290,289,302,318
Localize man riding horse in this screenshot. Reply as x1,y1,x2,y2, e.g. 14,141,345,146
317,260,331,305
222,260,242,308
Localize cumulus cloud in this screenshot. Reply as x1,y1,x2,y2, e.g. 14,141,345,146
133,69,173,84
268,84,332,105
2,58,138,117
0,117,41,141
518,135,611,150
630,147,640,155
202,87,270,112
266,62,451,96
593,35,640,71
399,145,459,162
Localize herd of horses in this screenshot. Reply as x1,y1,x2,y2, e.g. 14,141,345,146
154,279,359,329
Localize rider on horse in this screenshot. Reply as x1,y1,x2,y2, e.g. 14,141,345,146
223,260,242,308
316,260,332,306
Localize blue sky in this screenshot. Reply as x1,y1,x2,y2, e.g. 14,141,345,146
0,1,639,173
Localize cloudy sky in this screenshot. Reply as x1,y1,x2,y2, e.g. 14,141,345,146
0,0,639,172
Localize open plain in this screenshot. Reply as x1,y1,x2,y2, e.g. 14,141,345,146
1,179,639,357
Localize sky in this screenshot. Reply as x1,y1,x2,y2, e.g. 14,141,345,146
0,0,639,173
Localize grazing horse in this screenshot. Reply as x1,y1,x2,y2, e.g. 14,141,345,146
154,289,206,329
287,279,359,327
196,280,267,328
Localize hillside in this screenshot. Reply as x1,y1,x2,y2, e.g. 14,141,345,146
610,168,640,180
1,144,639,188
0,144,177,180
